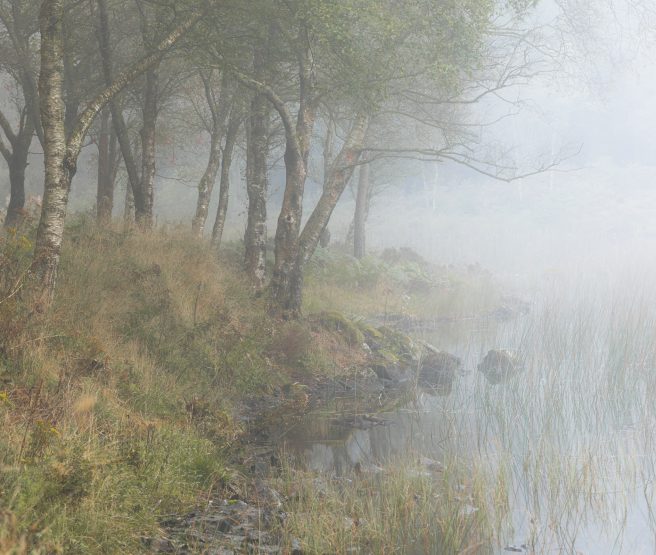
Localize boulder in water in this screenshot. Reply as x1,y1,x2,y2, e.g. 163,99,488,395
477,349,522,384
418,343,462,394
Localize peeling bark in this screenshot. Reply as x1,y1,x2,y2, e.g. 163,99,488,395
32,0,71,308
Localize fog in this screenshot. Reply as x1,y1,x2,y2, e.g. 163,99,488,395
2,1,649,283
5,1,656,552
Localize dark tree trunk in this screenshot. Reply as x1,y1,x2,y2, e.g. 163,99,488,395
4,156,27,229
2,113,33,229
269,59,318,316
353,156,370,259
211,112,240,250
97,0,142,222
138,66,158,228
269,140,308,315
96,108,114,224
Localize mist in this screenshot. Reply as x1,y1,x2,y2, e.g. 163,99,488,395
3,1,656,553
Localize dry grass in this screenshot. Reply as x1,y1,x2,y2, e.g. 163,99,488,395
0,219,296,554
0,218,504,554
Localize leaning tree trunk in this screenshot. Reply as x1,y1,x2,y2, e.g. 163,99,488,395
96,108,114,224
138,66,158,229
211,113,240,250
298,113,369,269
274,113,369,317
353,155,370,259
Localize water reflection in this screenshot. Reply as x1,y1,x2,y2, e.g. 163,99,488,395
277,296,656,553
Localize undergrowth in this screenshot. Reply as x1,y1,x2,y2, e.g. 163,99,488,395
0,217,500,553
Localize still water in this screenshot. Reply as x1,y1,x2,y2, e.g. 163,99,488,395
274,289,656,554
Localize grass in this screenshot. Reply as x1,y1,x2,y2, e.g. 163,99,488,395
0,217,506,554
273,454,504,554
304,246,501,320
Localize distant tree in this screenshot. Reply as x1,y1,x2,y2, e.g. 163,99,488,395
0,0,39,227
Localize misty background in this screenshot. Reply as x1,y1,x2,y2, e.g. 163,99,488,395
3,0,654,281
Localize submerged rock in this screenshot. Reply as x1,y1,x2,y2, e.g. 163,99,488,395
418,343,462,394
477,349,522,384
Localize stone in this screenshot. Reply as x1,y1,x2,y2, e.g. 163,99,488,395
418,343,462,394
478,349,522,384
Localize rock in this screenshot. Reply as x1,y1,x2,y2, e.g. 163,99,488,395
419,456,445,473
371,361,411,383
310,311,365,346
291,538,304,555
149,537,175,553
477,349,522,384
418,343,462,395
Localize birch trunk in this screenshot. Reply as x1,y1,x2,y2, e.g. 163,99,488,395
269,61,318,316
33,0,202,306
192,72,229,237
244,91,269,291
211,113,240,250
32,0,70,308
298,113,369,268
273,114,367,317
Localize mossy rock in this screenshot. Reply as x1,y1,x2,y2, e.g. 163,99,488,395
377,326,420,363
355,321,384,341
309,311,365,346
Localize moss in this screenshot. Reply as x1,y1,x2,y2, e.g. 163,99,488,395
355,321,384,341
377,326,420,363
310,311,365,346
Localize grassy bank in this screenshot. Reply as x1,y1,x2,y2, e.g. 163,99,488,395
0,218,499,553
